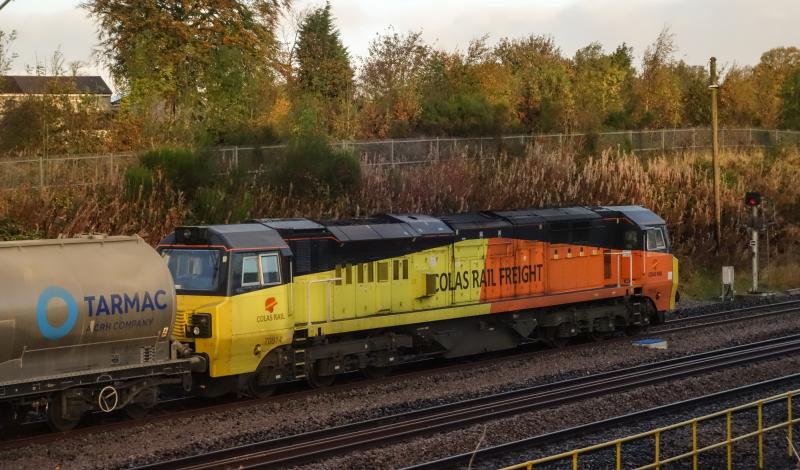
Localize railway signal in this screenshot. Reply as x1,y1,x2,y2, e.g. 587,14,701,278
745,191,762,293
744,192,762,207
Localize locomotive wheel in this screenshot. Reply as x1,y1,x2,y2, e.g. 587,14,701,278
46,392,81,432
586,331,607,342
625,324,646,336
362,366,392,379
247,370,277,399
546,337,569,348
306,364,335,388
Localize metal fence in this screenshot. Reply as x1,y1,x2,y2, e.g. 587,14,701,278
504,387,799,470
2,128,799,190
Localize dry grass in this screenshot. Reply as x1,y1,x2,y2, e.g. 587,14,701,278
1,147,798,269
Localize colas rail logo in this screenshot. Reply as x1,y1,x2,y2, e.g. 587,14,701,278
37,286,169,340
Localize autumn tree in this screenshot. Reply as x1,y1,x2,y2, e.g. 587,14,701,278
294,2,354,137
358,29,430,138
635,27,683,128
751,47,800,127
571,42,634,131
779,68,800,130
417,38,516,136
720,65,759,126
493,35,574,133
674,62,709,127
83,0,288,145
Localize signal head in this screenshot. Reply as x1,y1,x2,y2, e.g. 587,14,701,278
744,192,761,207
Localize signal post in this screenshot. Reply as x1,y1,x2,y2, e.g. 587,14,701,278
744,192,761,293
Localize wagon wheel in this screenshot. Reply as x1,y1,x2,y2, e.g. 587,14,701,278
124,403,156,420
0,403,20,437
46,392,81,432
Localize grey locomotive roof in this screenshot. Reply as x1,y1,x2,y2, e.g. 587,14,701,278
438,212,512,231
164,224,289,252
252,218,326,232
327,223,415,242
0,75,113,95
382,214,454,236
490,210,546,226
524,207,601,222
173,205,659,248
601,206,666,226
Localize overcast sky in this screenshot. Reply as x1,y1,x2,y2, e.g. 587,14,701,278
1,0,797,92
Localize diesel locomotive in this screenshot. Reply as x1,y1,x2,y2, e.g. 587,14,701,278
158,205,678,397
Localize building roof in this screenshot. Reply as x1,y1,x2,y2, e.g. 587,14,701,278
0,75,112,95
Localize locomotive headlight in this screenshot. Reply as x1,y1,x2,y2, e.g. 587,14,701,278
189,313,212,338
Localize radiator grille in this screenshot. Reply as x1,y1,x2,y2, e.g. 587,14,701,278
173,309,190,341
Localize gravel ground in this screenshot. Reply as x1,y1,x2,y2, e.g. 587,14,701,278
305,359,800,470
669,293,800,319
484,377,800,470
2,299,800,470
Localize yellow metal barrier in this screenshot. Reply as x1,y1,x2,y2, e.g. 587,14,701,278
504,389,800,470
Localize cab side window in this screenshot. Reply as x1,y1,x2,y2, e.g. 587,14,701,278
623,230,639,250
260,254,281,285
241,256,260,286
232,252,282,293
646,229,667,251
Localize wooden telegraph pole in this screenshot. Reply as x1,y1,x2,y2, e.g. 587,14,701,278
710,57,722,253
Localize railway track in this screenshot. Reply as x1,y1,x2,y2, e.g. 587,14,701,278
407,373,800,470
3,297,799,451
136,333,800,470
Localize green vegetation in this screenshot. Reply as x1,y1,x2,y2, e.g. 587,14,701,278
3,7,800,153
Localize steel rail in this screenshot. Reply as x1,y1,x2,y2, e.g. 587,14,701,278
135,334,800,470
663,299,800,325
406,373,800,469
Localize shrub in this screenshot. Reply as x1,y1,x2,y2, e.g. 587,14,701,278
139,148,214,195
0,218,41,241
123,165,154,198
271,134,361,194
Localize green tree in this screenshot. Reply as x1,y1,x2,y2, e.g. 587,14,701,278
752,47,800,127
417,38,514,136
635,27,683,128
358,29,430,138
83,0,287,145
571,42,634,131
493,35,574,132
674,62,709,127
294,2,354,137
779,68,800,129
720,65,759,126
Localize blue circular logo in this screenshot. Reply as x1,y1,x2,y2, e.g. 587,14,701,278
37,286,78,340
